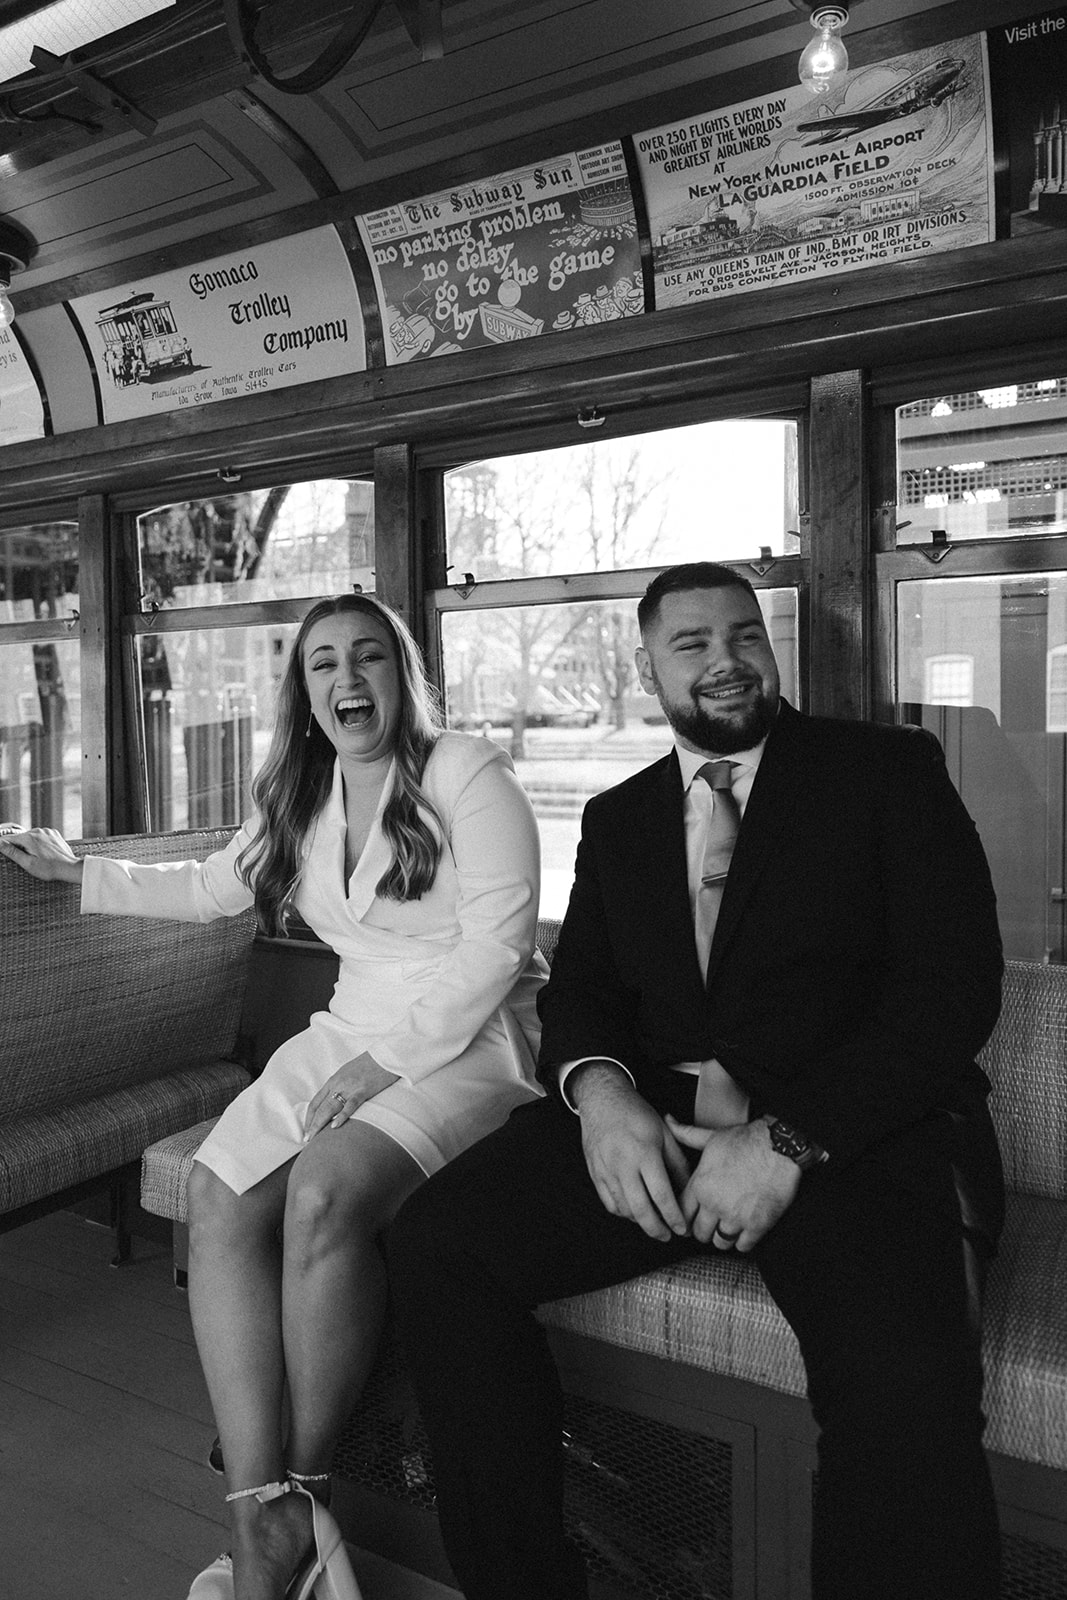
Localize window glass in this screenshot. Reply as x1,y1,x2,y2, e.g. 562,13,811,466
0,523,81,834
443,588,798,918
0,637,81,835
897,571,1067,962
137,621,300,831
137,480,374,609
444,421,800,582
896,379,1067,544
0,521,79,616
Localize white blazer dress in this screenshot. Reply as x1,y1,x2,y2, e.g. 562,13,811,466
80,733,548,1193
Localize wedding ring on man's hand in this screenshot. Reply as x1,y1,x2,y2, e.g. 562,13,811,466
714,1225,742,1243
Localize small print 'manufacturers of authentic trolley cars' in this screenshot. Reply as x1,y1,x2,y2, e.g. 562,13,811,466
96,292,194,387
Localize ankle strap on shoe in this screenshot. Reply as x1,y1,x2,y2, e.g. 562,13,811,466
224,1479,292,1504
287,1470,331,1487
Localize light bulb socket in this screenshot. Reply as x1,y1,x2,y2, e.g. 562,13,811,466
809,5,848,29
0,219,33,275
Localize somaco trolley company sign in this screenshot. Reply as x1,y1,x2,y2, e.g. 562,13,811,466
356,143,645,365
69,226,366,424
0,327,45,444
636,33,994,307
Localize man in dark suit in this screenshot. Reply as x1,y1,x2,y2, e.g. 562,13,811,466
388,562,1004,1600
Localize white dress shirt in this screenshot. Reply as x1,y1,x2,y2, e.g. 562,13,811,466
560,734,767,1114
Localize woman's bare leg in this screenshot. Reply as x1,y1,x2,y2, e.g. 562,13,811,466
186,1158,306,1600
281,1121,425,1475
187,1159,294,1478
188,1128,424,1600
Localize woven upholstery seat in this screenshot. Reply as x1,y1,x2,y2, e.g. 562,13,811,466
538,1253,805,1400
0,829,254,1221
538,1188,1067,1471
980,961,1067,1202
982,1194,1067,1468
0,1069,248,1214
141,1117,218,1223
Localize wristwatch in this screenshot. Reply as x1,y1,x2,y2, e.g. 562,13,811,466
767,1118,828,1172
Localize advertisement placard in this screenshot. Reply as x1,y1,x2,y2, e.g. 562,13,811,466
69,226,366,424
636,33,993,307
0,327,45,444
356,144,644,364
987,5,1067,235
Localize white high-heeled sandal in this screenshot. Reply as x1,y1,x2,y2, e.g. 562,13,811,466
185,1551,232,1600
286,1482,362,1600
221,1479,362,1600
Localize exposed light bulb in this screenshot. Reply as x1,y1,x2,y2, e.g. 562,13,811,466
799,6,849,96
0,289,14,329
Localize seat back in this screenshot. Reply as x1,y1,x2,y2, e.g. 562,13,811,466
980,960,1067,1200
1,829,256,1119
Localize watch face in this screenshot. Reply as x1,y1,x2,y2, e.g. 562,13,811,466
770,1120,810,1163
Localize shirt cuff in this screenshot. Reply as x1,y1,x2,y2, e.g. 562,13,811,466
557,1056,636,1112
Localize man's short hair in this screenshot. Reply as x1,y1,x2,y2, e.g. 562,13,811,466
637,562,760,636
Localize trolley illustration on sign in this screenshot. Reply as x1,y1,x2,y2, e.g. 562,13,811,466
96,292,194,386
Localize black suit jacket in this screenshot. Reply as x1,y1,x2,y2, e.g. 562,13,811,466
537,700,1003,1169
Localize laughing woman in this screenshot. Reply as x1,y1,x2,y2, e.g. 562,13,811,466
0,593,547,1600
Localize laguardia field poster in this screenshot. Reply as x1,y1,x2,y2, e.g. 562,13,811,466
636,33,993,308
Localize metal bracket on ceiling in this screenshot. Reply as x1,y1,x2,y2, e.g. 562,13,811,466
394,0,445,62
223,0,442,95
29,45,156,136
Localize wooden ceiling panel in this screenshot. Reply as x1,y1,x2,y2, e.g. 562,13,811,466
326,1,793,156
8,100,328,289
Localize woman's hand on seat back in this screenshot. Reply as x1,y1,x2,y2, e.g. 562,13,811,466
0,826,84,884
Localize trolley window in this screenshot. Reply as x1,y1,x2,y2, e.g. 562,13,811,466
137,480,375,610
0,522,81,836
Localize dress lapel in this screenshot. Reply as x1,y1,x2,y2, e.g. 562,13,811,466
344,759,397,921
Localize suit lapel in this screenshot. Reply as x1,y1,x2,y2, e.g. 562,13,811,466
705,700,808,984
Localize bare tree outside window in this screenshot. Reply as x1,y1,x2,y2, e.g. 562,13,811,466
441,421,798,913
445,443,666,757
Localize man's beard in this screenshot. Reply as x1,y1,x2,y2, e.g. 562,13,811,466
656,675,778,754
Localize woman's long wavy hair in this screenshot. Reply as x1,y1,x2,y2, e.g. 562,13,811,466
237,593,444,935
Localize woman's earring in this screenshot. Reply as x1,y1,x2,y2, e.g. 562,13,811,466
305,711,313,739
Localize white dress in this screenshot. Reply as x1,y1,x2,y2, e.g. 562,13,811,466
81,733,548,1192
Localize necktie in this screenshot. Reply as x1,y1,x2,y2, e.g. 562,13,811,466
693,761,750,1128
695,760,740,971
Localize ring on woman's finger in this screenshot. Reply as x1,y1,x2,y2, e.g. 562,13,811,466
330,1092,346,1104
714,1224,742,1244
